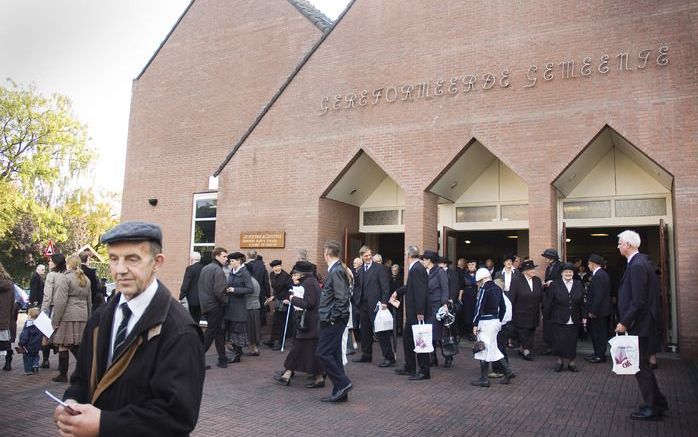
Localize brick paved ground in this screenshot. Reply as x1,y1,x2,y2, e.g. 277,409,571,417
1,316,697,436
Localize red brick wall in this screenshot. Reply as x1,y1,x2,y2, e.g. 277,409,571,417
121,0,322,287
125,0,698,355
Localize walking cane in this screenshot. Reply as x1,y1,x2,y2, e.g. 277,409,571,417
280,303,292,352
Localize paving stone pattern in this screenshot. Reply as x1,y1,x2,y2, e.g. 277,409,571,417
1,332,697,437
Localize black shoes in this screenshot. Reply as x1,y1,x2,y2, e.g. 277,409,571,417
630,406,663,421
394,367,411,376
408,372,430,381
377,359,396,368
587,357,606,364
274,374,291,386
567,364,579,372
352,356,372,363
216,360,228,368
305,380,325,388
321,383,352,402
470,377,490,387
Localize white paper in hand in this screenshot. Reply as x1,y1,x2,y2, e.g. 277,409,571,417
291,286,305,311
34,312,54,338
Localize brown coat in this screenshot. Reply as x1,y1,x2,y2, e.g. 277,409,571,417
41,271,69,315
0,278,14,331
52,270,92,325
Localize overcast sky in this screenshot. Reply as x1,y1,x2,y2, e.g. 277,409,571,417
0,0,348,197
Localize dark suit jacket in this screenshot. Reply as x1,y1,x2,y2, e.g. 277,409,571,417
445,267,460,302
509,274,544,329
586,267,612,318
63,282,205,437
246,259,270,299
618,253,661,337
545,279,585,325
81,264,102,310
355,262,390,306
179,262,204,307
29,272,45,306
395,260,429,323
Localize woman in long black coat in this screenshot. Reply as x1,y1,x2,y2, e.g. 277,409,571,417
388,264,403,335
421,251,449,366
509,260,544,360
273,261,324,388
544,262,585,372
225,252,254,362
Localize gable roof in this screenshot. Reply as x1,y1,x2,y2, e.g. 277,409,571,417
288,0,332,31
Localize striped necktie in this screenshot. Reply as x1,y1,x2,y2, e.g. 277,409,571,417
113,303,132,358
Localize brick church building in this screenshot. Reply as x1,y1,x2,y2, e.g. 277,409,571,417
120,1,697,356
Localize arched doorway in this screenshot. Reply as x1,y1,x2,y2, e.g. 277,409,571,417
553,126,675,347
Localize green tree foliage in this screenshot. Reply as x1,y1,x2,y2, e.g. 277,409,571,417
0,80,117,285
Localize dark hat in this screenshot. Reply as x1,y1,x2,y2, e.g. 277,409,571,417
269,259,282,267
50,253,66,266
541,248,559,260
227,252,245,261
588,253,605,266
291,261,314,274
504,254,517,262
519,259,537,272
100,221,163,246
560,262,576,272
420,250,439,263
438,256,452,265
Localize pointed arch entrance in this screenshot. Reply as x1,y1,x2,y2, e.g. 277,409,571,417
427,139,529,265
553,125,676,346
321,149,405,265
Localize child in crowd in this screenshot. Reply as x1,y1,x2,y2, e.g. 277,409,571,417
17,307,43,375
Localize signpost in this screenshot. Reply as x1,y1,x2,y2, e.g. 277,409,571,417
43,240,55,258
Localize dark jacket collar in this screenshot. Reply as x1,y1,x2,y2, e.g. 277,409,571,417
97,281,172,374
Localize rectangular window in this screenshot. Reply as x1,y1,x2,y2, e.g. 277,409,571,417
363,210,399,226
455,206,497,222
191,193,217,259
501,204,528,221
563,200,611,219
615,198,667,217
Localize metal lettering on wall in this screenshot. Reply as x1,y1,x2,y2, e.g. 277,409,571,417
240,231,285,248
319,44,670,115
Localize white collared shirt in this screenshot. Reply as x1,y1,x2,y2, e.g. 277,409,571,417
591,265,601,276
627,251,638,264
526,276,533,291
503,268,514,291
109,278,159,364
364,262,372,271
409,259,419,271
327,259,339,272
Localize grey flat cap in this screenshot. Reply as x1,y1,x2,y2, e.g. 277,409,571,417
100,221,162,246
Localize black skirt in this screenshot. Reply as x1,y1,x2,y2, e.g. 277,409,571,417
552,323,578,359
284,338,323,375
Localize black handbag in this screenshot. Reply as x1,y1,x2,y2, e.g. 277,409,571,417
296,309,308,331
441,335,459,357
472,340,486,355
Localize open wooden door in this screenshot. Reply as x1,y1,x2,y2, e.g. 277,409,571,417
659,219,671,345
560,222,567,262
442,226,457,261
344,226,365,266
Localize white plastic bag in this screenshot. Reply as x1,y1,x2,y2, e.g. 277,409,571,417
412,321,434,353
608,333,640,375
374,307,393,332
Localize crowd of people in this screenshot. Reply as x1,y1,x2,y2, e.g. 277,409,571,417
0,221,669,434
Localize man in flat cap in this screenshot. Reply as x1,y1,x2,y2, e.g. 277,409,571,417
54,221,205,437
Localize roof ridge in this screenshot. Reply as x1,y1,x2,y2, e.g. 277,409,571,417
287,0,333,32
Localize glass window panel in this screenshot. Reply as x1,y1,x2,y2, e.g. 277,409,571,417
501,204,528,221
194,221,216,244
615,198,667,217
455,206,497,222
563,200,611,219
195,198,217,219
193,245,214,264
363,210,399,226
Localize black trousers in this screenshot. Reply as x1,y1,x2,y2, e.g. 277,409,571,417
188,305,201,326
402,322,430,375
636,336,668,410
316,321,351,393
202,306,227,362
359,301,395,361
588,317,609,358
